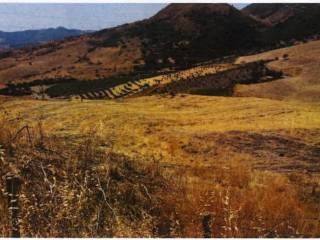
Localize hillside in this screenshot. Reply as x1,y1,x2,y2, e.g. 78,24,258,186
125,3,258,68
0,27,88,49
1,3,320,101
3,95,319,166
4,40,317,103
0,4,259,86
234,39,320,102
242,4,320,43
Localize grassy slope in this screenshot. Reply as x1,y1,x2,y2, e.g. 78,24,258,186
235,40,320,102
2,95,319,170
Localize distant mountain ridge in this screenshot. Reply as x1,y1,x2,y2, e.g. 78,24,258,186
0,27,90,49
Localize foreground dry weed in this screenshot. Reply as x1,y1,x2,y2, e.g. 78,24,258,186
0,114,175,237
176,167,306,237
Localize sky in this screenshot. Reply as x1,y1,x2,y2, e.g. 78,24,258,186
0,3,248,32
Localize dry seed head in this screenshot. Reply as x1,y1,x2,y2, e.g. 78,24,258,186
0,144,4,162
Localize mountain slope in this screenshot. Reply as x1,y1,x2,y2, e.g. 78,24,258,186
0,3,259,85
242,4,320,43
0,27,89,49
130,3,259,68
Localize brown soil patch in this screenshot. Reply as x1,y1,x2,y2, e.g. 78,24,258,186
183,129,320,173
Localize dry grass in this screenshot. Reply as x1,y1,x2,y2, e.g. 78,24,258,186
171,162,308,237
0,118,317,237
235,40,320,102
1,95,319,237
0,114,178,237
2,95,319,164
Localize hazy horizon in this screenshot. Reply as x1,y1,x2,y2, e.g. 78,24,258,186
0,3,247,32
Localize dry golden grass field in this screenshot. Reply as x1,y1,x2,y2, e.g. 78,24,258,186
2,95,320,167
1,93,320,237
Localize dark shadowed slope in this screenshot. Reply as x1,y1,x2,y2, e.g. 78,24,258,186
242,4,320,43
142,3,259,67
95,3,259,70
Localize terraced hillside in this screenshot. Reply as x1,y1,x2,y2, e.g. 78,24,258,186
49,62,233,99
75,60,278,100
149,61,281,96
2,39,320,102
2,3,320,100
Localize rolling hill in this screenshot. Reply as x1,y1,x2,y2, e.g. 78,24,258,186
1,92,320,237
